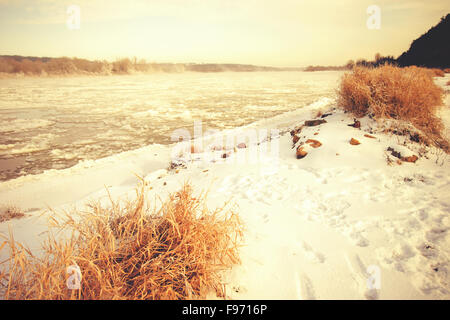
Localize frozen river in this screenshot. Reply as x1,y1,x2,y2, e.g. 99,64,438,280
0,71,342,181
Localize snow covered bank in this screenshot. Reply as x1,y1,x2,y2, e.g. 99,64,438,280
1,81,450,299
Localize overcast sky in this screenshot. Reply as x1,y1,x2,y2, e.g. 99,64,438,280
0,0,448,67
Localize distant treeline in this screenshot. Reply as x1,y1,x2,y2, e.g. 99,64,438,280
305,54,396,72
0,56,301,76
304,65,349,72
187,63,300,72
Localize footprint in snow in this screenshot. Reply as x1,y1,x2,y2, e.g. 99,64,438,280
258,213,270,224
301,241,326,264
295,272,317,300
425,227,448,242
347,230,370,247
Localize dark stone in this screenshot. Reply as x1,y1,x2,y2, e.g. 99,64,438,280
348,119,361,128
387,147,402,159
290,126,303,136
304,119,327,127
410,133,420,143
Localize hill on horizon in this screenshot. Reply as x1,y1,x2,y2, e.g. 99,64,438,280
397,13,450,69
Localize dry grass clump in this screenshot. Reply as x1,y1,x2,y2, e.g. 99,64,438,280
338,65,448,151
429,68,445,77
0,205,25,223
446,80,450,86
444,68,450,73
0,182,242,300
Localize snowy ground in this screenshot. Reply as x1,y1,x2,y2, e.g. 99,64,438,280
1,77,450,300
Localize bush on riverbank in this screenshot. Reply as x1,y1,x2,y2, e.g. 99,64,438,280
338,65,448,151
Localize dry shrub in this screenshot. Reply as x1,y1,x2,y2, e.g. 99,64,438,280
112,58,133,74
444,68,450,73
0,206,25,223
338,65,448,151
0,58,15,73
0,183,242,299
72,58,108,74
45,58,78,74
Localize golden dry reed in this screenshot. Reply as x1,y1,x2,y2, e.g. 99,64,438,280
0,182,242,299
429,68,445,77
338,64,448,151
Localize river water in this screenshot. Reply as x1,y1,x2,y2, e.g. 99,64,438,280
0,71,342,181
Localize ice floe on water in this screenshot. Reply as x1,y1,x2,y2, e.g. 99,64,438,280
0,118,54,133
